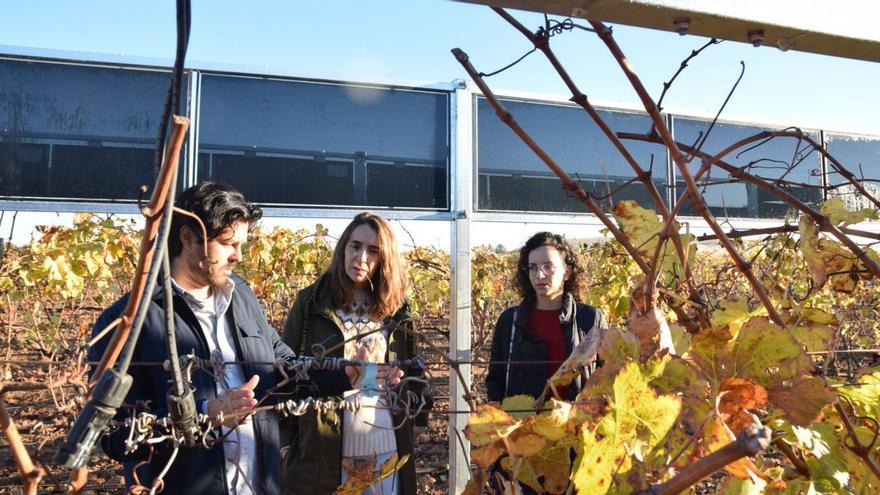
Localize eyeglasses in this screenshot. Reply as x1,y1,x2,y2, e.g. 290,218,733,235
527,263,558,276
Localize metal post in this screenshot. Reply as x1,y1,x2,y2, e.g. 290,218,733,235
818,129,828,200
666,114,676,208
185,69,201,188
448,80,473,495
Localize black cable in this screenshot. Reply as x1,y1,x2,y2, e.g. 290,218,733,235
55,0,194,468
152,0,191,178
116,0,191,375
162,192,184,396
116,179,177,374
161,0,190,398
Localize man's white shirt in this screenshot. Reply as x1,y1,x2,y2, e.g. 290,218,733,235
172,278,259,495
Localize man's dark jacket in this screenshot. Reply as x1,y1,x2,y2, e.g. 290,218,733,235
485,293,605,402
89,274,350,494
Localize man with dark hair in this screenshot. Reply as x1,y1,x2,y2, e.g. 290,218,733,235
89,181,353,494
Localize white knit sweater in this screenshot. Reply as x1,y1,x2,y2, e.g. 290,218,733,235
336,290,396,458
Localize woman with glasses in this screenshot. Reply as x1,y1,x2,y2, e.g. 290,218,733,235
485,232,605,403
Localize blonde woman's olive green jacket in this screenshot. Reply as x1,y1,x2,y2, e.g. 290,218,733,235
280,274,430,495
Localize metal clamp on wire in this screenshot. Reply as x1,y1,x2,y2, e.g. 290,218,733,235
276,354,349,382
54,368,133,468
165,385,199,448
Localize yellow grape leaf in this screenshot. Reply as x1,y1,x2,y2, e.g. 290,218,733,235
799,216,830,290
718,378,769,435
612,200,661,252
572,426,628,495
837,368,880,419
791,306,837,326
719,477,767,495
573,362,681,495
799,217,862,293
377,454,409,486
501,456,541,493
502,394,536,420
580,329,641,397
819,196,879,226
730,317,814,388
506,423,546,457
612,200,695,287
566,399,607,436
531,399,572,441
597,328,641,368
650,356,707,400
790,323,834,353
465,404,516,446
689,326,737,390
781,419,870,492
669,323,692,357
611,362,681,445
531,444,572,494
548,320,602,388
471,441,505,470
768,375,837,426
334,454,409,495
650,356,710,431
711,297,767,338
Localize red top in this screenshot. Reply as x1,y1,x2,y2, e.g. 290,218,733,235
527,307,568,399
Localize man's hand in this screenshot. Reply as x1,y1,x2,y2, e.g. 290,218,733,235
207,375,259,428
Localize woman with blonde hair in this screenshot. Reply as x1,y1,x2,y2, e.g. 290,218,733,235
281,212,428,495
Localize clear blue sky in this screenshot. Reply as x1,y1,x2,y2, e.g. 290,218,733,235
2,0,879,135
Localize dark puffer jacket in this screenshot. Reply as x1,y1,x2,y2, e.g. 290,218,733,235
485,293,605,402
280,274,430,495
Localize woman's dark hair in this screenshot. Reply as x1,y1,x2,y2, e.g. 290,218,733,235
168,181,262,258
514,232,585,301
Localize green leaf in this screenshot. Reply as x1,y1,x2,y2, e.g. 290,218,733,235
819,196,879,227
838,367,880,419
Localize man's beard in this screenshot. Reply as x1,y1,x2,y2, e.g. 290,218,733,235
191,255,234,289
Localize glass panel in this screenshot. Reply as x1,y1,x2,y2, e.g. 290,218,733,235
476,97,668,213
825,134,880,212
0,59,169,200
197,74,449,208
198,152,354,206
672,118,822,218
366,160,446,208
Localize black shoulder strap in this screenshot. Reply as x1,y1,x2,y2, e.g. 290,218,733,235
298,288,317,356
504,308,518,395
